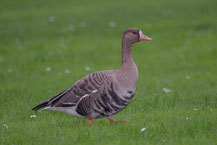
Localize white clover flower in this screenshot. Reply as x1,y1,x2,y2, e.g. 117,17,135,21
48,16,55,22
186,76,190,79
163,88,171,93
109,21,116,28
30,115,36,118
4,124,8,129
141,127,146,132
186,117,191,120
85,66,90,71
64,69,70,74
193,108,197,111
46,67,51,72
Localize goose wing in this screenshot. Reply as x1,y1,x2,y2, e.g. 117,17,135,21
32,71,110,110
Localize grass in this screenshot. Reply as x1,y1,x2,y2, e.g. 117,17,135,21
0,0,217,144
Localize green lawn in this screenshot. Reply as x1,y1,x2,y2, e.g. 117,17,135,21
1,0,217,144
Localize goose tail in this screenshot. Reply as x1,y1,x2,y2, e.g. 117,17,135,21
32,100,49,110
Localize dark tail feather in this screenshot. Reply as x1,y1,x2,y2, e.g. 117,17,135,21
32,100,49,110
32,89,68,111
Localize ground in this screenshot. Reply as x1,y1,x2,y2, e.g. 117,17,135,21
0,0,217,144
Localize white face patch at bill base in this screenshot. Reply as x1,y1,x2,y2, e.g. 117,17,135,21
139,31,143,38
139,31,152,41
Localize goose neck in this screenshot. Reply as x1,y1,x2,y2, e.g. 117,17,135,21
121,38,133,67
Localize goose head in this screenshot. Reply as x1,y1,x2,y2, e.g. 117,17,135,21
123,28,152,44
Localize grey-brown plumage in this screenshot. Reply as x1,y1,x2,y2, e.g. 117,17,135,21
32,28,151,123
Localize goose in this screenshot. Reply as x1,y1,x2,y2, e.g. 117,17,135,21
32,28,152,125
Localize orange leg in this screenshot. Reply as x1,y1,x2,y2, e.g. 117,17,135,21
88,120,93,126
108,116,130,123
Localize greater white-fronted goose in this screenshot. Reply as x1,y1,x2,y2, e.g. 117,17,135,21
32,28,152,125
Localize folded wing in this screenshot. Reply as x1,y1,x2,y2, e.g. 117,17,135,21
32,71,109,110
